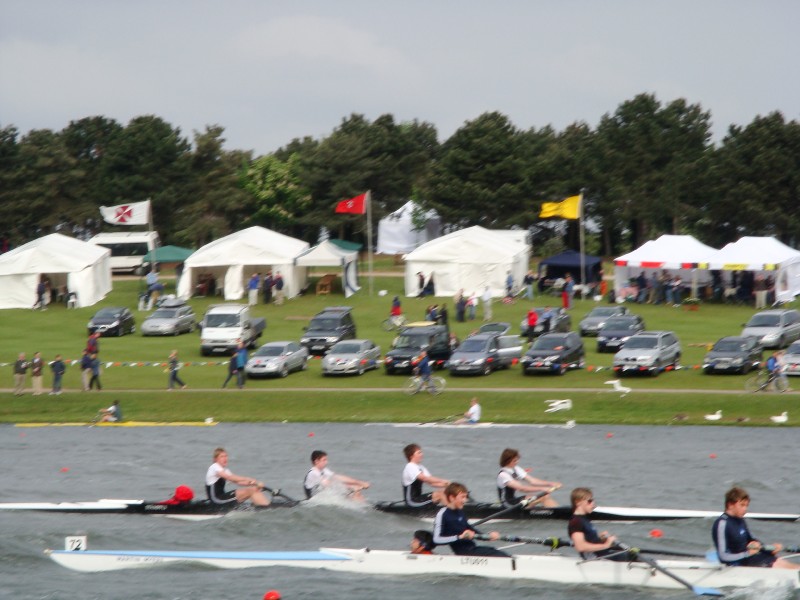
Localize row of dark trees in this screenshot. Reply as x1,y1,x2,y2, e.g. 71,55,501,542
1,93,798,256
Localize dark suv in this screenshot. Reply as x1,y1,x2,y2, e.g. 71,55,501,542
300,306,357,355
384,325,451,374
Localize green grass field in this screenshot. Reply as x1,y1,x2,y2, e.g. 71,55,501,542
2,274,797,426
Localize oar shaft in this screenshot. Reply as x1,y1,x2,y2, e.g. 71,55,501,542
471,487,557,527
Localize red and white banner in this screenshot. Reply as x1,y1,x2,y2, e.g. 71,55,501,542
334,193,367,215
99,200,151,226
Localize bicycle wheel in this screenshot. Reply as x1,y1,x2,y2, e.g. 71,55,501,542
744,372,769,393
404,377,420,395
381,318,395,332
427,376,446,395
774,376,789,393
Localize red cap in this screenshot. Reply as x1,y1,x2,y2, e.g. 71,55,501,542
173,485,194,502
263,591,282,600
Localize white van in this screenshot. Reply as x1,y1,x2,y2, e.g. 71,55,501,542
88,231,160,274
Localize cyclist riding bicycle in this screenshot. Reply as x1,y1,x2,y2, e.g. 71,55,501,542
766,350,789,391
414,349,434,391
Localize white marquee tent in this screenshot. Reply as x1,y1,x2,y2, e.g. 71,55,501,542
613,235,719,295
403,226,530,297
294,240,360,298
704,236,800,303
176,227,309,301
376,200,440,255
0,233,112,309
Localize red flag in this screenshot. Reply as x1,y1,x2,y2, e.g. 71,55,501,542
335,193,367,214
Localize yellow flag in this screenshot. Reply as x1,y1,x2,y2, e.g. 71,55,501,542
539,195,581,220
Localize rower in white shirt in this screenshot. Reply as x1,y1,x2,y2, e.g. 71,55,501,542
303,450,370,501
454,397,482,425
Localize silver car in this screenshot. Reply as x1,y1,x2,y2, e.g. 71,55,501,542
741,309,800,348
612,331,681,376
579,306,629,336
141,305,196,336
321,339,381,376
245,341,309,378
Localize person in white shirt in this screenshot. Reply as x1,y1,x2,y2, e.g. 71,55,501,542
496,448,560,508
303,450,370,501
205,447,270,506
454,398,481,425
402,444,450,507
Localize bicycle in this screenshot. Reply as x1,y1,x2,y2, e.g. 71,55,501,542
744,369,789,393
381,314,408,331
404,374,446,395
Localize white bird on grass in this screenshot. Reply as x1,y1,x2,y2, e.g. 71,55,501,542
544,399,573,413
770,411,788,424
604,379,631,396
704,410,722,421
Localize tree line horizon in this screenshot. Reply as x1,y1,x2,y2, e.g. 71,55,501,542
1,92,798,257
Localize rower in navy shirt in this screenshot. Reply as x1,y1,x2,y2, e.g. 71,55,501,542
712,486,799,570
567,487,628,561
433,482,509,557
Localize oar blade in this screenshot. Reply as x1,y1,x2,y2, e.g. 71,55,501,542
692,585,725,597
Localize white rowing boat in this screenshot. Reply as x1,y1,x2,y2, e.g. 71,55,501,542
46,546,800,591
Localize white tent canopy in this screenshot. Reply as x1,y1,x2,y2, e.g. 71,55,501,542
704,236,800,303
376,200,440,255
177,227,309,301
0,233,112,309
613,235,719,296
404,226,530,298
294,240,360,298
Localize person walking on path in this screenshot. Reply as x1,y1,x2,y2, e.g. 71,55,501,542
13,352,28,396
167,350,187,390
80,349,92,391
88,353,102,391
50,354,66,395
222,348,240,389
235,342,248,388
30,351,44,396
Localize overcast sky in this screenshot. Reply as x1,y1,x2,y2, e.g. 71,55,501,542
1,1,797,155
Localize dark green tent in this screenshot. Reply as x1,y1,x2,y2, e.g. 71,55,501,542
142,245,195,263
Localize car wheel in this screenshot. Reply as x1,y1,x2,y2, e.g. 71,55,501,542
301,359,308,371
741,363,750,375
117,327,123,337
357,365,365,376
280,364,289,378
482,363,491,376
558,363,567,375
672,354,681,369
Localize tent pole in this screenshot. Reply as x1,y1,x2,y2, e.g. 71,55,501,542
367,190,374,296
579,189,586,299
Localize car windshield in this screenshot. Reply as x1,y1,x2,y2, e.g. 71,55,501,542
747,314,781,327
603,317,638,330
150,309,177,319
205,314,239,328
254,346,284,357
331,343,361,354
786,342,800,354
394,334,427,349
480,324,506,332
532,337,567,351
308,318,339,330
587,308,617,318
96,308,122,318
713,340,748,352
624,337,658,349
458,339,487,353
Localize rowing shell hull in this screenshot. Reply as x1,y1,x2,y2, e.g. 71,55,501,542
46,547,800,591
373,501,800,522
15,421,217,427
0,498,298,516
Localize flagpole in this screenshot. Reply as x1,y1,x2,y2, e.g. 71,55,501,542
579,189,586,299
367,190,374,296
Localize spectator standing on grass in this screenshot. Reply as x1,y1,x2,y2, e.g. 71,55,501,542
274,271,285,305
30,351,44,396
80,349,92,391
89,353,102,391
50,354,66,395
247,273,260,306
262,271,273,304
13,352,28,396
523,270,536,300
467,292,478,321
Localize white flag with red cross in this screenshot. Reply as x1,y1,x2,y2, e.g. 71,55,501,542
99,200,151,226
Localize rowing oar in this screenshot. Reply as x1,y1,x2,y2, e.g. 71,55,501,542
616,541,724,597
260,485,297,504
475,535,705,558
419,414,459,425
471,487,558,527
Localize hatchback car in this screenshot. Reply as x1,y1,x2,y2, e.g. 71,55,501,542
245,341,309,378
300,306,357,355
141,303,196,336
448,333,503,376
321,339,381,376
612,331,681,376
740,309,800,348
596,315,646,353
384,325,451,374
478,322,512,335
519,308,571,337
579,306,629,336
520,332,584,375
87,307,136,337
702,336,763,374
782,341,800,376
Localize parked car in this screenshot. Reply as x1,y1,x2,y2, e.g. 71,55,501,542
301,306,357,355
384,324,451,374
702,336,763,374
612,331,681,376
579,306,629,336
448,333,503,376
141,301,196,336
519,308,571,337
245,341,309,378
321,339,381,376
87,307,136,337
596,315,646,353
520,332,584,375
782,341,800,376
478,322,512,335
740,309,800,348
496,335,524,368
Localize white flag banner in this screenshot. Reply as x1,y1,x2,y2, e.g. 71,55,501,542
99,200,151,226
